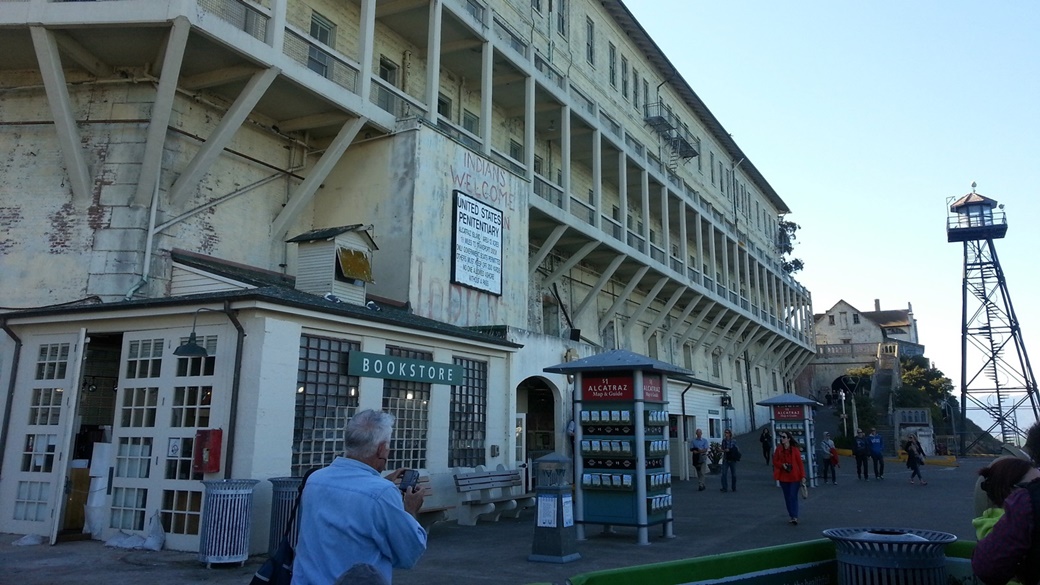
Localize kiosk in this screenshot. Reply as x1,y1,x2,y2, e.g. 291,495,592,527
758,393,820,487
545,349,694,545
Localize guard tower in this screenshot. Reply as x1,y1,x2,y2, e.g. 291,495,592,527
946,183,1039,454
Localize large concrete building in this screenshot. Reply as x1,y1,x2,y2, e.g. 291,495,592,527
0,0,813,552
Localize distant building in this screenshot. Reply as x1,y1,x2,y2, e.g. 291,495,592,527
799,299,924,401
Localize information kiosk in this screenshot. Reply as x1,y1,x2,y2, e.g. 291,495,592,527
545,349,695,545
758,393,820,488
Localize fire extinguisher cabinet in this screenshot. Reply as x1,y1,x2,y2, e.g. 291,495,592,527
198,479,259,567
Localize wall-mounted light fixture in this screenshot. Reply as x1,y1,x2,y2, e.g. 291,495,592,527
172,307,224,357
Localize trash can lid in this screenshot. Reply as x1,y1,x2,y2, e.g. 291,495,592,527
822,527,957,545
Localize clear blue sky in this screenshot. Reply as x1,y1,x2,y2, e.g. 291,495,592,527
626,2,1040,434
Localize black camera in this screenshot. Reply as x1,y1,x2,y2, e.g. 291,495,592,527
782,463,792,472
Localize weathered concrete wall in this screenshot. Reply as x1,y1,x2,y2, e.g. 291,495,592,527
0,81,304,306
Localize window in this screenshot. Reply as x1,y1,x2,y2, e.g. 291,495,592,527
12,481,49,521
308,12,335,78
735,360,743,383
585,18,595,65
621,56,629,99
383,346,431,470
642,79,649,114
710,152,716,184
28,388,61,425
462,109,479,134
556,0,567,35
450,358,488,468
161,489,202,536
828,315,835,325
114,437,151,479
110,487,147,531
683,343,693,370
21,433,57,472
533,155,543,175
120,387,158,428
509,139,523,162
294,335,361,476
125,340,161,379
532,0,542,12
608,43,617,87
542,299,560,337
711,352,721,378
170,386,211,427
379,57,399,86
755,367,762,387
175,335,216,377
632,69,640,110
709,418,721,439
647,332,658,359
853,314,860,324
437,93,452,120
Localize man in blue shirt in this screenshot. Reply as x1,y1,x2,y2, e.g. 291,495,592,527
868,428,885,480
293,410,427,585
689,428,709,491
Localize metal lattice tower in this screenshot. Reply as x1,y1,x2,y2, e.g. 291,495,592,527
947,184,1040,454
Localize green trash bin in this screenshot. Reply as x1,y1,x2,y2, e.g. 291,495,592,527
823,527,957,585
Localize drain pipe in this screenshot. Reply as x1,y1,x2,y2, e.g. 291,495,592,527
124,171,162,300
0,320,23,477
221,300,246,479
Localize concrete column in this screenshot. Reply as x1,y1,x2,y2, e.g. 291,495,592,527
425,0,443,119
480,40,493,154
358,0,376,102
525,75,535,179
592,128,602,230
268,0,287,51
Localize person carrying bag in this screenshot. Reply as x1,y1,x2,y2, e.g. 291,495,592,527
250,469,317,585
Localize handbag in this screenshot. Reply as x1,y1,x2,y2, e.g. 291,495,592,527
250,469,316,585
728,445,741,462
799,480,808,499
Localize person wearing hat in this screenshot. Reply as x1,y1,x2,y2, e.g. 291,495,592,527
818,431,837,485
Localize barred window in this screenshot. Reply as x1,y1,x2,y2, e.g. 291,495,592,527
383,346,431,470
449,358,487,468
294,335,360,477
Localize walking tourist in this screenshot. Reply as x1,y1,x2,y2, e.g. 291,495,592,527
773,432,806,525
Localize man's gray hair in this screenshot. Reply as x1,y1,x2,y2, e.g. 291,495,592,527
344,409,395,458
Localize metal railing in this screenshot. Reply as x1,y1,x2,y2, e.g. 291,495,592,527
533,175,563,207
569,197,595,225
370,77,423,118
534,54,564,89
493,18,528,59
283,28,358,93
199,0,268,42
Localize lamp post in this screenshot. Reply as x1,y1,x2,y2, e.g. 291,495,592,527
838,390,847,437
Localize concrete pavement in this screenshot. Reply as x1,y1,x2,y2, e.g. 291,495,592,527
2,453,988,585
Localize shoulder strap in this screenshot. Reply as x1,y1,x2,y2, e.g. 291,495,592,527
283,467,321,540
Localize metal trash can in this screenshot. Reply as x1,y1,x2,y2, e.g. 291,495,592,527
267,476,303,556
198,479,259,567
823,527,957,585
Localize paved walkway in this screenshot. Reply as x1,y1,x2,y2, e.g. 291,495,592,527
2,452,987,585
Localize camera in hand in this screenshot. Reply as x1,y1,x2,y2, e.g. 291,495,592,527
782,463,792,472
399,469,419,492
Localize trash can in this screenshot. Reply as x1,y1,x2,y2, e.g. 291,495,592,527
267,476,303,556
198,479,259,567
823,527,957,585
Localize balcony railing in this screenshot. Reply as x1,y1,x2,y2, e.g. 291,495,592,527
533,175,563,207
284,28,358,93
603,217,623,241
649,244,665,264
626,231,645,251
569,197,595,225
494,18,528,59
670,256,683,273
570,85,596,116
370,77,422,118
490,148,525,176
436,118,482,151
200,0,268,41
534,54,564,89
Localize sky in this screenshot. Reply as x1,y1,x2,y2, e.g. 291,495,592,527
626,1,1040,435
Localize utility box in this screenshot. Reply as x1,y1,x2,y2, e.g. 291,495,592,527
193,429,223,474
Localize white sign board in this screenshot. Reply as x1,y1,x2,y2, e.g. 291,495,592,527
452,190,503,295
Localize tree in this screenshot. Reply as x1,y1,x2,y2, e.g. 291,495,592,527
777,219,804,274
899,356,954,404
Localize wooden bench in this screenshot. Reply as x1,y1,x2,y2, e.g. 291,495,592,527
392,474,454,530
452,465,535,526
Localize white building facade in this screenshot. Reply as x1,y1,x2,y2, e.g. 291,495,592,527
0,0,813,552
